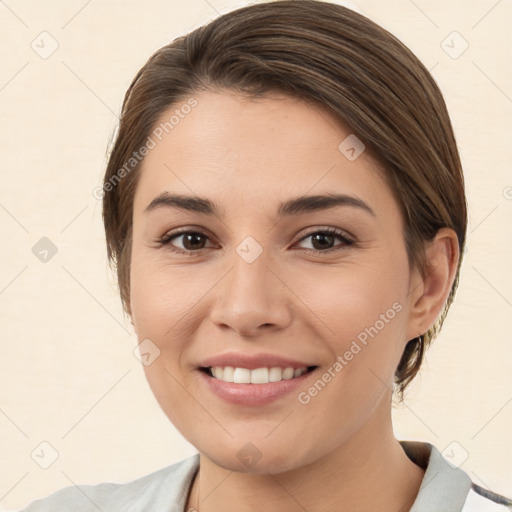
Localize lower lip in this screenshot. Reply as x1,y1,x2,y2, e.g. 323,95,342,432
197,368,317,406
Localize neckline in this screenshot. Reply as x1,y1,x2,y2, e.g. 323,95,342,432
177,442,473,512
400,441,472,511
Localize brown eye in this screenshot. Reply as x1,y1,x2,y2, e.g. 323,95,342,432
296,228,354,254
179,232,208,251
159,230,212,254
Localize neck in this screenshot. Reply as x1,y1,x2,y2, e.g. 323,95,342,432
185,397,425,512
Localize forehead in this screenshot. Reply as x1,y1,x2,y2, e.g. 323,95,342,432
132,90,395,219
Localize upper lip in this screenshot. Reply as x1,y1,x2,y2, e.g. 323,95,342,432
198,352,316,370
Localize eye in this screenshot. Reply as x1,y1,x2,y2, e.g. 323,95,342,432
158,228,214,255
295,227,354,254
157,227,354,255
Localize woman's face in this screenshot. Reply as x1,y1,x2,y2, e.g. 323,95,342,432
129,90,423,473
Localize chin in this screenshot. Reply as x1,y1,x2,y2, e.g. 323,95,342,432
196,437,314,475
210,453,301,475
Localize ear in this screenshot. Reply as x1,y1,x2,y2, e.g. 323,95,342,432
405,228,460,341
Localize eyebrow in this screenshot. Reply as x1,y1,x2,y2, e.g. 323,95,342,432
144,192,376,218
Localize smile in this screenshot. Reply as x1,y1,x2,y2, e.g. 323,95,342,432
203,365,317,384
198,365,319,406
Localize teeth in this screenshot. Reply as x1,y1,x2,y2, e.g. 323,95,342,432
250,367,268,384
282,367,294,379
233,367,251,384
209,366,309,384
269,367,282,382
222,366,234,382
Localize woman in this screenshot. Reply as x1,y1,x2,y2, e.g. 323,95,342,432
21,1,511,510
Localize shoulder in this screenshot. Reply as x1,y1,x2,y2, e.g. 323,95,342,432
400,440,512,511
20,453,199,512
461,484,512,511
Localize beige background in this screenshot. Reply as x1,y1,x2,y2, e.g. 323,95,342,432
1,0,511,509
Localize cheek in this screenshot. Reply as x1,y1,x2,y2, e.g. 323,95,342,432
301,254,408,342
301,252,409,387
129,256,204,433
130,255,203,345
293,260,408,433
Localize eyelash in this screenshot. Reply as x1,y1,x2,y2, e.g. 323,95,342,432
157,227,354,256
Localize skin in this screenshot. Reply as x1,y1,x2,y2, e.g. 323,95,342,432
129,90,459,512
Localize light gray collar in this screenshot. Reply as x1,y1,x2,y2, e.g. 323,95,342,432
401,441,472,511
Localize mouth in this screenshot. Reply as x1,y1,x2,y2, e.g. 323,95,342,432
197,365,319,406
199,365,318,384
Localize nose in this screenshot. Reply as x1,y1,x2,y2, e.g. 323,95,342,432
208,247,293,338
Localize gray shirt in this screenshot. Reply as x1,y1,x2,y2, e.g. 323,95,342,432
20,441,512,511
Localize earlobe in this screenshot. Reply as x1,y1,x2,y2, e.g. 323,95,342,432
406,228,460,340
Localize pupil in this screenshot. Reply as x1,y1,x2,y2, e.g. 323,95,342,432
185,233,204,250
313,233,333,250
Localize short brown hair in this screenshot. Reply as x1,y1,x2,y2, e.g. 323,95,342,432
102,0,467,399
